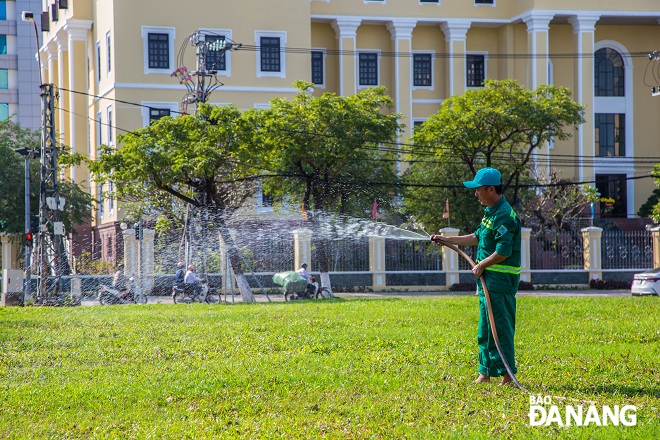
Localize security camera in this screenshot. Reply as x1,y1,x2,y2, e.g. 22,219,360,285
22,11,35,22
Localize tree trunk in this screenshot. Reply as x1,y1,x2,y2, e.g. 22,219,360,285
218,224,256,303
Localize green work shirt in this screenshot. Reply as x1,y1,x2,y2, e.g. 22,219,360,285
473,195,522,295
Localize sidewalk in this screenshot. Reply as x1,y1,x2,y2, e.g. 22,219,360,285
81,289,632,306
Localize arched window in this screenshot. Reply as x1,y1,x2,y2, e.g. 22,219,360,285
594,48,624,96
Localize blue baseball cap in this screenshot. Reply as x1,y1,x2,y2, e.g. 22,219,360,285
463,168,502,188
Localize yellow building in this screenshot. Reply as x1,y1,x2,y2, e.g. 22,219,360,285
36,0,660,261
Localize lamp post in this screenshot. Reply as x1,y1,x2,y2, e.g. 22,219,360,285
13,148,40,299
21,11,43,86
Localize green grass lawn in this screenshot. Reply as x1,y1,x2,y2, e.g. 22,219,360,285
0,296,658,439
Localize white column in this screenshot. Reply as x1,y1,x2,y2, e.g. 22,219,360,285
386,19,416,175
522,12,553,89
65,22,92,182
331,17,361,97
568,15,600,182
46,41,58,85
440,20,471,96
523,12,554,179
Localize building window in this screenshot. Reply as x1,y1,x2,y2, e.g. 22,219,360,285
149,108,171,124
0,2,6,21
205,34,227,71
311,51,324,86
108,182,114,213
595,48,624,97
148,33,169,69
359,52,378,86
413,53,433,87
595,113,625,157
96,112,102,149
106,235,113,258
466,54,486,87
260,37,281,72
142,27,175,74
96,42,101,82
107,107,113,146
98,183,104,218
0,35,6,55
0,103,8,121
596,174,627,217
475,0,494,4
420,0,439,3
0,69,7,89
106,31,111,74
141,102,178,127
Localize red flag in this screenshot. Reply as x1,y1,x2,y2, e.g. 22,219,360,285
442,198,450,219
372,199,378,220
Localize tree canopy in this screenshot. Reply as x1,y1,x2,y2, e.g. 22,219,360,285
256,81,402,217
0,119,92,238
91,104,262,301
404,79,585,234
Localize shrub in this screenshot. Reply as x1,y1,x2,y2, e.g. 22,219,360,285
589,279,633,290
449,282,477,292
518,281,534,291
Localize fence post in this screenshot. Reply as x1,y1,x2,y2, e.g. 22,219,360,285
440,227,460,288
369,236,386,291
141,229,155,292
218,229,236,295
122,229,137,276
652,227,660,268
581,226,603,281
293,229,312,271
1,234,21,271
520,227,531,282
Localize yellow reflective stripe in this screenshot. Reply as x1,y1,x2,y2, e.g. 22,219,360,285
484,264,521,275
476,260,521,275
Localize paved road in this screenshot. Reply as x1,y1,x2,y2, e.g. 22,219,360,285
81,289,635,306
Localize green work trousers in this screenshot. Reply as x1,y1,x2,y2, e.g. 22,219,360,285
477,289,517,377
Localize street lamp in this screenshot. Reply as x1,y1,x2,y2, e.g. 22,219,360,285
21,11,43,85
13,148,40,299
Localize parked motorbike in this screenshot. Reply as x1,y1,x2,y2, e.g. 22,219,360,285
172,280,218,304
98,277,147,305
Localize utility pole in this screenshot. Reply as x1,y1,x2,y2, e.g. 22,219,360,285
21,11,67,304
171,31,241,275
34,83,68,304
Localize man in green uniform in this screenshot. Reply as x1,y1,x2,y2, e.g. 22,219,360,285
432,167,521,385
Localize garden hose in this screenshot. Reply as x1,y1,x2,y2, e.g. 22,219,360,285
433,239,528,392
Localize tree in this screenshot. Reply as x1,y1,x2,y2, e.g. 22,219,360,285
638,188,660,220
256,81,402,289
405,79,584,233
90,104,261,302
0,119,92,241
